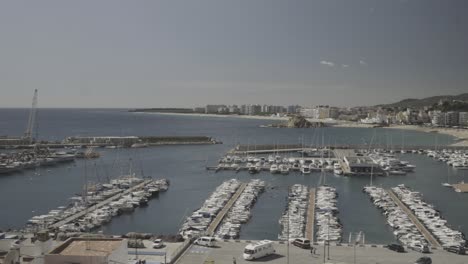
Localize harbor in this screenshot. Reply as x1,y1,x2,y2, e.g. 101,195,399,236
25,176,169,235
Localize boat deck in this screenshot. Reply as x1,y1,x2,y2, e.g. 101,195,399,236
305,188,316,241
386,189,441,248
452,182,468,193
206,183,248,236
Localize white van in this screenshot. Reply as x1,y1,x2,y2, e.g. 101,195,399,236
194,236,216,247
243,240,275,260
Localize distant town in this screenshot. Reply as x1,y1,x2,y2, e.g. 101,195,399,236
131,96,468,129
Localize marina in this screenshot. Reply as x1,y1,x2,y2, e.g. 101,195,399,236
315,186,342,244
215,179,265,239
278,184,309,240
26,176,169,234
0,149,76,174
179,179,243,239
392,185,465,248
386,188,440,247
364,186,429,249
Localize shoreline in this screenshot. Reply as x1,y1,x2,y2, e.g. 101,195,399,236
334,122,468,146
133,112,468,146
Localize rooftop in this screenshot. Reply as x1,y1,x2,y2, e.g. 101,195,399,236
49,238,124,257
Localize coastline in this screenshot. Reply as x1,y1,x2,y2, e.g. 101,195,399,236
334,122,468,146
133,112,468,146
133,111,289,121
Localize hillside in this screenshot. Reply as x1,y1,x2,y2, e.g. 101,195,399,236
376,93,468,109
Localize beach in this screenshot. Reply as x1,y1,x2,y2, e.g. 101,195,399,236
134,112,468,146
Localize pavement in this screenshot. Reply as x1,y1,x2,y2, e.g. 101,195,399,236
176,241,468,264
128,240,183,264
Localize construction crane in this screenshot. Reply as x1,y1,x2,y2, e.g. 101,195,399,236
24,89,38,144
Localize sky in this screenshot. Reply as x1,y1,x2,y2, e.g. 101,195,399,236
0,0,467,108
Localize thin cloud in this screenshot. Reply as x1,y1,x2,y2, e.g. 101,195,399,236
341,64,349,68
320,60,335,67
359,60,367,66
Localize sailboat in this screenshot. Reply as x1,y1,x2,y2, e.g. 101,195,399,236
442,161,452,187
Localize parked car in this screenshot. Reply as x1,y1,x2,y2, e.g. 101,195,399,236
445,245,466,255
414,256,432,264
194,236,216,247
409,243,430,253
292,238,311,249
386,243,405,253
152,239,164,249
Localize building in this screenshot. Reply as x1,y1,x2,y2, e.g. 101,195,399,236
444,111,459,127
299,107,314,118
45,238,127,264
459,112,468,127
228,105,240,114
287,105,301,114
246,104,262,115
193,107,205,113
205,105,226,114
343,156,382,175
430,110,444,126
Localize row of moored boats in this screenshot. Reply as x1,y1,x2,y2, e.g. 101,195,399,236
216,179,265,239
26,176,168,233
278,184,309,240
315,186,342,243
363,186,427,248
179,179,241,239
393,184,466,248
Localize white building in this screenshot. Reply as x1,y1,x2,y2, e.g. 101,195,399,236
459,112,468,127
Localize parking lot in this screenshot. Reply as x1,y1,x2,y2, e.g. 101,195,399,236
176,241,468,264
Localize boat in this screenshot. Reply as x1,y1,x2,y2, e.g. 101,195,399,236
300,166,311,174
270,164,279,174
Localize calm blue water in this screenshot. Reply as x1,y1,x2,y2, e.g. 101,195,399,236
0,109,466,244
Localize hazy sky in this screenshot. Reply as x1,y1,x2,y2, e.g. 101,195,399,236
1,0,467,108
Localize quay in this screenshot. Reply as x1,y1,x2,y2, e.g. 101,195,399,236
50,179,153,230
175,240,468,264
386,189,441,248
230,144,468,155
0,136,221,149
206,183,247,236
305,188,315,241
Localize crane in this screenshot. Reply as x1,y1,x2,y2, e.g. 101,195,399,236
24,89,38,144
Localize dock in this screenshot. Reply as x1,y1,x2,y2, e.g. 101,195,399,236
50,180,153,229
452,182,468,193
206,183,247,236
305,188,316,241
386,189,441,248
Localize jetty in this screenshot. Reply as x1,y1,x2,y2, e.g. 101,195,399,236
305,188,316,241
50,180,153,229
206,183,247,236
386,189,441,248
230,144,468,155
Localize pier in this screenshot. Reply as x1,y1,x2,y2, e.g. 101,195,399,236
305,188,316,241
230,144,468,155
386,189,441,248
50,179,153,230
206,183,247,236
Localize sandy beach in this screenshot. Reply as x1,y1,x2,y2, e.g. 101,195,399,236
334,122,468,146
134,112,468,146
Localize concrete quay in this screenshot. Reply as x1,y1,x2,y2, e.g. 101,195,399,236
50,180,153,230
176,240,467,264
206,183,248,236
305,188,316,242
386,189,441,248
